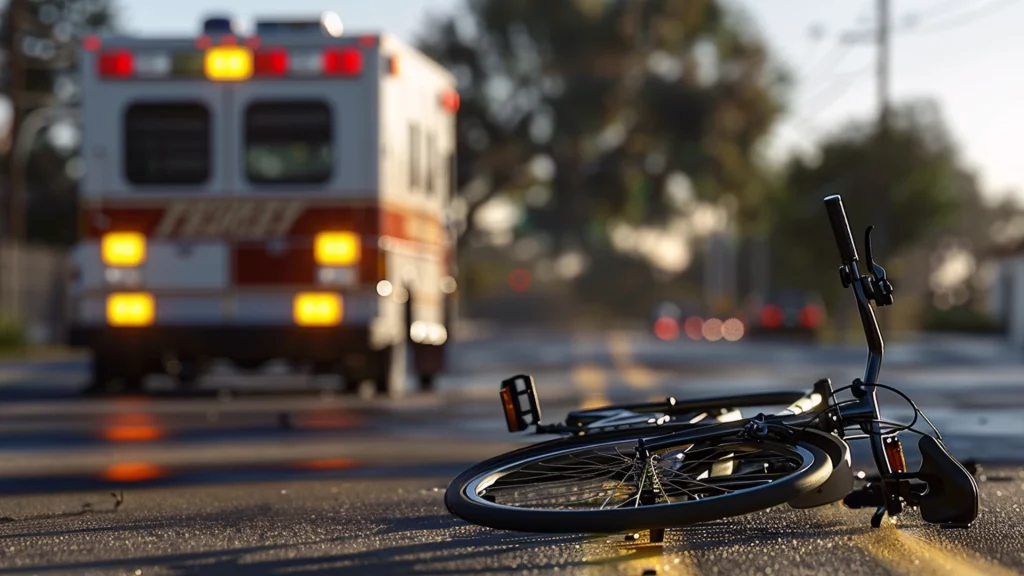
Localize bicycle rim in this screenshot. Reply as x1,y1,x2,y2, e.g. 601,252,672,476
446,430,832,534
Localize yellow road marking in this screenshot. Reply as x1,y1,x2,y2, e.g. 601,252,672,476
607,331,658,391
852,524,1020,576
573,363,610,410
579,535,700,575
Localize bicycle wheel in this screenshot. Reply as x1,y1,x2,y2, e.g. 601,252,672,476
445,425,833,533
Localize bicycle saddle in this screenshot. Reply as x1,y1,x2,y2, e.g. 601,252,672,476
916,435,978,526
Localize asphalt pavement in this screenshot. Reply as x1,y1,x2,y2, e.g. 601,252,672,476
0,329,1022,575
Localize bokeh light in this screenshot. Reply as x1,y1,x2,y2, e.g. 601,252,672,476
702,318,724,341
723,318,745,342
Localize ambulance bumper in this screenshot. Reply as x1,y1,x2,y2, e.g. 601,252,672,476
68,325,373,363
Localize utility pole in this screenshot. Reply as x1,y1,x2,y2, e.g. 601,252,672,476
875,0,892,331
5,0,26,243
877,0,891,133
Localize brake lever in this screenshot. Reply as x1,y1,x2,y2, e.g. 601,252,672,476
864,226,894,306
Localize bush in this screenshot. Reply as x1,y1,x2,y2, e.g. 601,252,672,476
0,315,25,351
920,305,1004,334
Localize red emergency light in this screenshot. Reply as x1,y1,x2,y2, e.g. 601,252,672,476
98,50,133,78
255,48,288,76
323,48,363,76
97,45,367,80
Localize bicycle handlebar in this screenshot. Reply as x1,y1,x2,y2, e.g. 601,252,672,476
824,195,858,264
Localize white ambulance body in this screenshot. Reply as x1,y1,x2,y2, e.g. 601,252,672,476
68,15,459,396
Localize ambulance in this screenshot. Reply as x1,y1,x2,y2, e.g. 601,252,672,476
68,14,459,397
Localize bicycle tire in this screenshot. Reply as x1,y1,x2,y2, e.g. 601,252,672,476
445,424,833,533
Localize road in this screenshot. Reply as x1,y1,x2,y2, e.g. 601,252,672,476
0,330,1022,575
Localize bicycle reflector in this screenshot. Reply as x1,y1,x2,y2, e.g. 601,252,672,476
884,435,907,473
499,374,542,432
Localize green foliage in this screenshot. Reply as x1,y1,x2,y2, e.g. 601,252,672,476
419,0,786,248
921,305,1003,334
1,0,118,246
768,100,963,312
0,315,25,351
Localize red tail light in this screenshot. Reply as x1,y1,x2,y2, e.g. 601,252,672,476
98,49,133,78
255,49,288,76
760,304,784,329
799,304,824,329
323,48,363,76
653,317,679,341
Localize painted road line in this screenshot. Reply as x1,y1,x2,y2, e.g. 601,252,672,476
581,534,700,575
607,331,658,391
852,524,1020,576
573,363,609,410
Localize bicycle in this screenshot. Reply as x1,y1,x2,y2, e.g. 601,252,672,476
444,194,979,541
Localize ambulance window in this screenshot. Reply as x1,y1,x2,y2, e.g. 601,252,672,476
125,103,210,185
245,101,332,184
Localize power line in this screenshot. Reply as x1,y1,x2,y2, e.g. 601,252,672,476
907,0,1022,34
899,0,978,28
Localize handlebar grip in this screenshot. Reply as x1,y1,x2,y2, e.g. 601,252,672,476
824,194,858,264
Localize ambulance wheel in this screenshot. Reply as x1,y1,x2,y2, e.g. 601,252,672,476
86,354,145,396
374,340,408,399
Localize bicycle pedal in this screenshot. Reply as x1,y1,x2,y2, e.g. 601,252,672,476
499,374,543,432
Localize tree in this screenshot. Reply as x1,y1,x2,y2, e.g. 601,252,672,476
1,0,117,245
418,0,787,252
768,99,962,316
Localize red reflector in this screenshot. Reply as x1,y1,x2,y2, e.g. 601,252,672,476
83,35,102,52
799,304,824,329
441,90,461,112
219,35,238,46
98,49,133,78
760,304,784,329
196,35,213,49
323,48,363,76
358,35,377,47
245,36,262,50
255,49,288,76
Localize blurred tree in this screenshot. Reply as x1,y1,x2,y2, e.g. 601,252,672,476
768,99,963,315
1,0,117,245
418,0,787,252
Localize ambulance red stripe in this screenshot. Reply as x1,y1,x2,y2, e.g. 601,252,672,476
79,201,447,245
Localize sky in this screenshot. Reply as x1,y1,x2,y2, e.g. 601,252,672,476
111,0,1024,201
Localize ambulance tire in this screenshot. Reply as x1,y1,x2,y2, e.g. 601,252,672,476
86,353,145,396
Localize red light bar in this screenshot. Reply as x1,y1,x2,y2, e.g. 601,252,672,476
98,49,133,78
255,49,288,76
323,48,363,76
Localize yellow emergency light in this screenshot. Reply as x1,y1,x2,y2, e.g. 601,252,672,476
294,292,343,327
107,292,155,327
205,46,253,81
101,232,147,267
314,231,361,266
